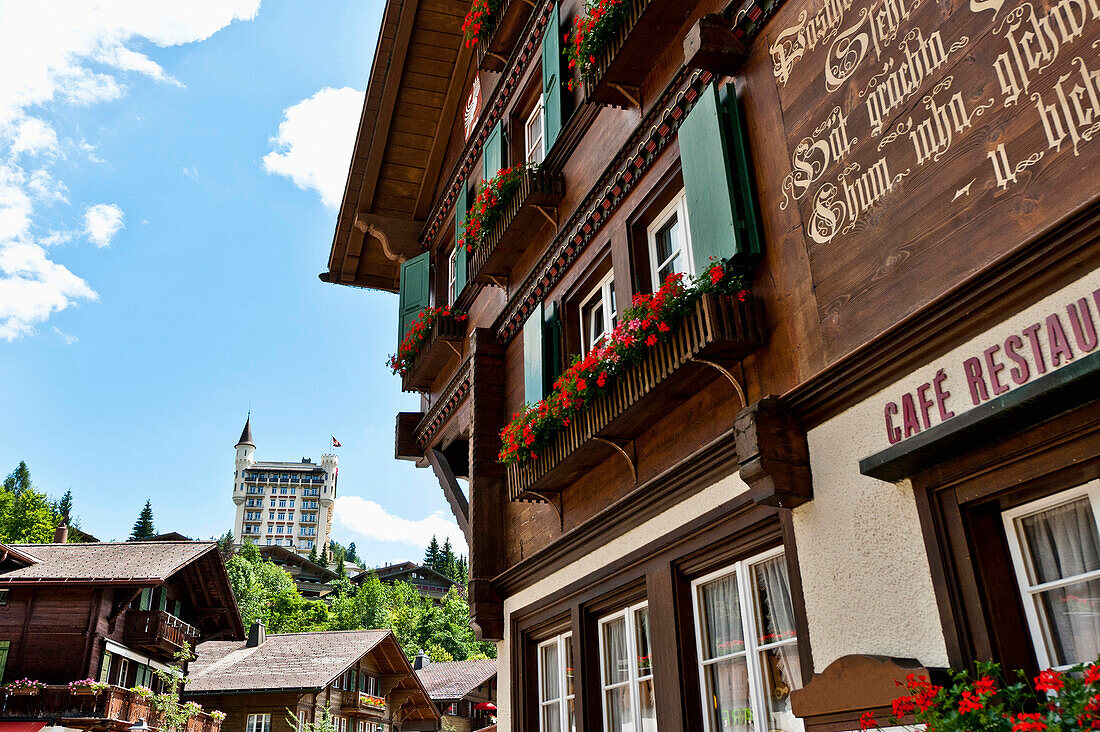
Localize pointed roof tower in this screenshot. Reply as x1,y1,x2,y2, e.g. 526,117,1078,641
236,415,255,448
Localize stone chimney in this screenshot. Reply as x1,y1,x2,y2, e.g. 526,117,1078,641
247,620,266,648
53,520,68,544
413,652,430,670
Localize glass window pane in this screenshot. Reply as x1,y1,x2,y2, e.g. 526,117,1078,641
540,643,560,702
753,556,798,645
1033,578,1100,666
700,573,745,660
602,616,629,685
655,215,679,264
638,677,657,731
604,685,632,732
635,606,653,677
567,698,576,732
1020,497,1100,585
608,281,617,327
703,656,752,732
760,645,804,732
565,638,575,697
541,702,563,732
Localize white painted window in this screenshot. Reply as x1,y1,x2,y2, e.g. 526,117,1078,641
247,714,271,732
646,192,693,290
692,547,803,732
538,632,576,732
598,602,655,731
527,99,546,164
448,245,459,305
1003,480,1100,670
580,273,617,352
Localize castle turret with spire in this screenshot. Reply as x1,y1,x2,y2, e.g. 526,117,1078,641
231,416,338,556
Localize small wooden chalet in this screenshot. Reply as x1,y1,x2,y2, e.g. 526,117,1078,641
0,538,242,732
414,659,496,732
184,625,439,732
366,563,458,603
257,545,339,598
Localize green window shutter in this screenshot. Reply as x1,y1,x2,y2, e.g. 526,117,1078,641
543,302,562,394
523,303,545,406
541,3,564,150
173,600,182,618
483,121,505,180
99,650,113,683
398,251,431,338
454,181,469,296
0,641,8,683
157,588,168,612
139,587,152,611
680,83,762,272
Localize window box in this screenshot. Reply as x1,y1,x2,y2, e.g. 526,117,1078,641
400,311,467,392
506,292,764,500
468,167,564,287
475,0,535,72
580,0,695,108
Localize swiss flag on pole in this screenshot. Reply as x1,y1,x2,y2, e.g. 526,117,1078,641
331,435,342,448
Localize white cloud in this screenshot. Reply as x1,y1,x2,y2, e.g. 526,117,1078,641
335,495,468,553
182,166,198,179
0,0,261,339
52,325,77,345
263,87,363,209
83,203,124,247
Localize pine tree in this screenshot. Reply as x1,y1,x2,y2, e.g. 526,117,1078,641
454,555,468,585
424,535,441,571
320,543,329,564
346,542,357,564
308,545,318,564
129,500,156,540
3,462,32,494
334,548,348,581
440,538,454,575
55,490,73,521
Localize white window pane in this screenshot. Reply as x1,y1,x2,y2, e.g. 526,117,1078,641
1033,578,1100,666
700,574,745,660
1020,497,1100,585
638,677,657,730
635,606,653,677
601,616,629,685
542,702,563,732
753,556,798,645
760,645,803,732
540,643,560,702
604,685,632,732
703,656,752,732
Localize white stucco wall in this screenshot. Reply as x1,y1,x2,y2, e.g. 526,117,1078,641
794,268,1100,672
494,471,750,732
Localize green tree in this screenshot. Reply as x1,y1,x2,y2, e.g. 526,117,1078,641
424,535,441,570
54,490,73,521
345,542,358,564
333,547,348,581
307,544,318,564
129,500,156,540
1,488,59,543
3,462,32,494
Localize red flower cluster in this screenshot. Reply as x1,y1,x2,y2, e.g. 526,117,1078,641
1012,712,1047,732
386,306,467,377
1035,669,1064,693
498,259,750,465
891,673,943,717
460,164,532,252
461,0,501,47
564,0,628,91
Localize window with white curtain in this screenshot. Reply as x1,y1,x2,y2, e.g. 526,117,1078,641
692,548,803,732
246,715,271,732
598,602,656,732
1003,480,1100,670
538,632,576,732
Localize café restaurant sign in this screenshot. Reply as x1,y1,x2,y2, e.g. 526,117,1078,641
880,287,1098,444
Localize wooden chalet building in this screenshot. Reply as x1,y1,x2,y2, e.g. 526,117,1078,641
366,562,459,603
415,659,497,732
319,0,1100,726
257,544,339,598
184,626,439,732
0,537,242,731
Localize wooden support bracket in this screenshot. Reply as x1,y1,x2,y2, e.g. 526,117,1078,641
692,358,746,407
594,436,637,483
445,340,464,358
485,274,508,289
488,51,508,64
734,396,813,509
610,83,642,109
528,490,564,529
683,14,749,76
534,204,558,227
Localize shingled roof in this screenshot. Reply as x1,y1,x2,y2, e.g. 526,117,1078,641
0,541,220,583
416,659,496,701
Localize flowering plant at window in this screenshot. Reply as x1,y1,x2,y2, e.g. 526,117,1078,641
5,678,44,693
210,711,227,722
499,258,750,465
130,685,154,698
459,163,535,253
360,693,386,709
859,659,1100,732
387,306,468,377
462,0,503,48
564,0,629,91
68,678,109,694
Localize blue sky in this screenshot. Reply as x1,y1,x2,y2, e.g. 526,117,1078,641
0,1,465,562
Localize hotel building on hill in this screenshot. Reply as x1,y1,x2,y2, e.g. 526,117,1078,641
316,0,1100,727
231,416,338,555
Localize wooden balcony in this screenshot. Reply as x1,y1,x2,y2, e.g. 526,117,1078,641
507,293,765,500
396,411,426,461
581,0,695,108
469,168,564,287
123,610,200,654
401,312,467,392
340,690,386,717
1,685,222,732
475,0,535,72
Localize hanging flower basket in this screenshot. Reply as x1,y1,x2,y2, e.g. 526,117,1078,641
564,0,630,91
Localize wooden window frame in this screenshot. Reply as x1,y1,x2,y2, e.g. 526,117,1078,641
645,191,694,291
690,546,803,732
597,601,653,731
537,631,575,731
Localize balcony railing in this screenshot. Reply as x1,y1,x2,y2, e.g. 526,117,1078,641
581,0,695,108
506,293,765,500
123,610,200,654
401,312,467,392
340,691,386,717
1,685,223,732
469,167,564,287
475,0,535,72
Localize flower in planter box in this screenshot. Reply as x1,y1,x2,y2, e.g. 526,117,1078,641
387,306,468,377
209,711,227,722
130,685,154,698
6,678,44,693
564,0,629,90
69,678,109,694
462,0,503,48
459,164,534,253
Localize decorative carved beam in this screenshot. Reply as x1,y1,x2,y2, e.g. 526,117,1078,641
427,448,471,540
378,675,405,697
791,655,949,723
683,14,749,76
734,396,813,509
